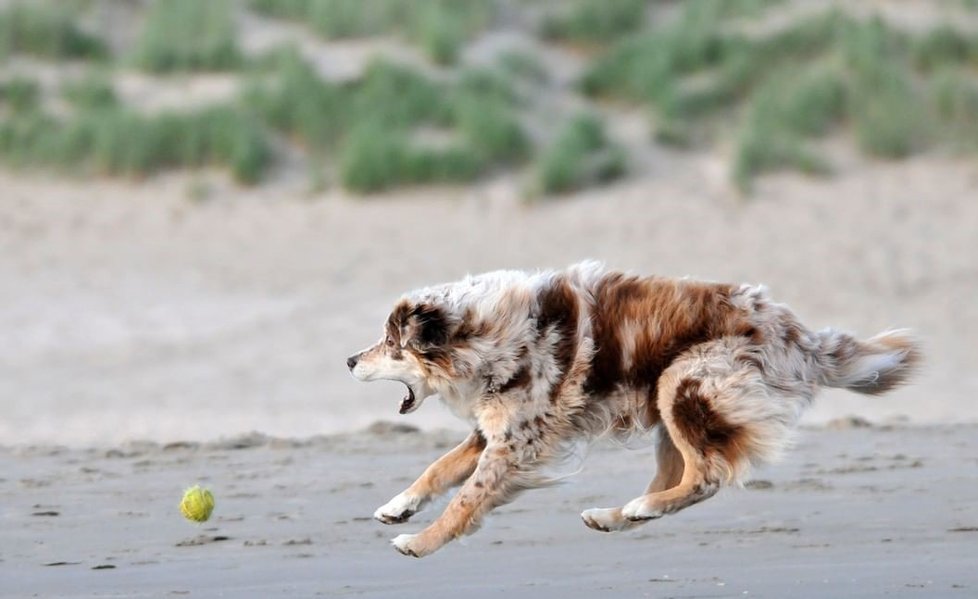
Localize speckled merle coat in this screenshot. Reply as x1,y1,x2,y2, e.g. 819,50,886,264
347,262,920,558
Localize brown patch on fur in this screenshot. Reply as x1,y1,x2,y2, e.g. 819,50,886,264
452,308,491,342
409,303,451,347
536,276,579,402
646,387,662,426
387,301,412,340
777,313,806,347
498,366,532,393
584,275,751,415
537,277,579,371
671,378,745,466
583,274,643,396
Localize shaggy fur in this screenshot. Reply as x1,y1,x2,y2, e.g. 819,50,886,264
347,262,921,557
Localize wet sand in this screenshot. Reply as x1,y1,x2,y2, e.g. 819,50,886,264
3,422,976,598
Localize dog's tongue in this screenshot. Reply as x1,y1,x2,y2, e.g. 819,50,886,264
398,386,416,414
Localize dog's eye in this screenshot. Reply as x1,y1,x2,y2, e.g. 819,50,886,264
385,336,395,347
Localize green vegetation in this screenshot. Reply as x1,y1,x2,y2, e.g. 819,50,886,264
0,103,269,184
583,3,978,191
245,51,527,191
339,124,481,192
911,25,978,72
0,77,40,113
0,2,106,60
932,69,978,146
540,0,646,43
61,74,118,110
247,0,493,65
497,50,548,83
133,0,241,72
6,0,978,196
536,114,626,194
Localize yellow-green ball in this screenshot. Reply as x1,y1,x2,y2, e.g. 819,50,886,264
180,485,215,523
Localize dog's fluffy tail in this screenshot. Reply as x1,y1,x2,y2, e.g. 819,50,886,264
815,329,922,395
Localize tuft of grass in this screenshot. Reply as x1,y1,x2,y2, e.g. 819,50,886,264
62,74,117,110
452,69,528,163
249,0,392,38
243,49,348,148
540,0,646,43
0,2,106,60
133,0,241,72
497,50,548,83
248,0,491,65
536,114,626,195
351,61,450,128
339,123,481,192
0,76,41,113
732,69,839,192
246,52,527,191
931,69,978,144
583,6,971,190
843,18,925,159
911,25,978,72
850,71,925,159
0,104,270,184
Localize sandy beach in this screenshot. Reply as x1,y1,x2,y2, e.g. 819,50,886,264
2,422,976,598
3,125,977,599
3,1,978,596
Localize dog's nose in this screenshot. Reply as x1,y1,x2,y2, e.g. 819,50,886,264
346,355,359,370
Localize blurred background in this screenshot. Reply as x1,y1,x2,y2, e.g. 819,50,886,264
1,0,976,446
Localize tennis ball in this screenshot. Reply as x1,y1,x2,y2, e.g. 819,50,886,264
180,485,215,523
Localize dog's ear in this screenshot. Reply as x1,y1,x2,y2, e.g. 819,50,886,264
406,303,450,348
389,301,450,349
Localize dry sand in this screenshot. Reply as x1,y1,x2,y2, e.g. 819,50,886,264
1,149,977,446
2,423,976,598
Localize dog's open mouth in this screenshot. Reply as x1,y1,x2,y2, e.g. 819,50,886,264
399,384,417,414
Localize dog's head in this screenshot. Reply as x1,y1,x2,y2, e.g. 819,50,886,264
347,299,460,414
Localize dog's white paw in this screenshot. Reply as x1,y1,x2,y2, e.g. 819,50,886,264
374,493,422,525
621,497,663,522
391,533,424,558
581,507,638,532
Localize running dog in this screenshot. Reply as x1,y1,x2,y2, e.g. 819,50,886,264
346,262,920,557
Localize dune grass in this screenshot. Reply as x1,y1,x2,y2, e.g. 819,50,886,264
339,124,482,192
61,74,118,110
0,103,269,184
247,0,492,65
245,50,527,191
497,50,548,83
932,69,978,146
535,114,626,195
540,0,647,43
0,2,106,60
133,0,241,72
583,3,978,191
0,77,40,113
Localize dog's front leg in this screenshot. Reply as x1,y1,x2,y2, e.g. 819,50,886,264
391,444,518,558
374,430,486,524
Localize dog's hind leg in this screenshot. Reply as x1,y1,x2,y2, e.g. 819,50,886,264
581,428,685,532
620,346,770,522
374,430,486,524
